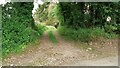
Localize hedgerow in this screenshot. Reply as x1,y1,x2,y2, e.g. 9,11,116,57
2,2,45,56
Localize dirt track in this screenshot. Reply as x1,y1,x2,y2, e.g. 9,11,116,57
3,30,118,66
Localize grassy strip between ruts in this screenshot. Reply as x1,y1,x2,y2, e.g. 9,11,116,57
48,31,58,44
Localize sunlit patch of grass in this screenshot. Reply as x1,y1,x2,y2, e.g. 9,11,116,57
48,31,58,44
46,26,56,31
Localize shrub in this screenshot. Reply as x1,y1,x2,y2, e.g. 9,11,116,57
58,26,118,42
91,28,118,39
58,26,92,42
2,2,45,57
36,24,47,35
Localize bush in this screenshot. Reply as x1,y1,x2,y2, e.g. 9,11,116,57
91,28,118,39
58,26,118,42
36,24,47,35
2,27,41,56
2,2,45,57
58,26,92,42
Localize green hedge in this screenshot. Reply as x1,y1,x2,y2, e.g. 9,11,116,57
58,26,118,42
2,2,45,56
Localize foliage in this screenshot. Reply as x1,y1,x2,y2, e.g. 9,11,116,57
33,3,59,26
33,2,50,23
56,2,119,42
91,27,118,38
90,2,120,33
58,26,118,42
35,23,47,35
58,26,91,42
2,2,45,56
57,2,120,33
55,3,64,26
48,31,58,44
57,2,87,29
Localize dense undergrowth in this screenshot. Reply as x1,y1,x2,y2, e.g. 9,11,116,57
58,26,118,42
2,3,46,57
56,2,119,42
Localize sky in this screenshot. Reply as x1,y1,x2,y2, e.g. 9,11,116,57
32,0,44,15
0,0,6,5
